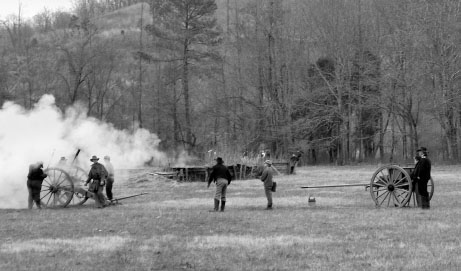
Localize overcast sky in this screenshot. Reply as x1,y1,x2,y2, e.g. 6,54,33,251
0,0,73,20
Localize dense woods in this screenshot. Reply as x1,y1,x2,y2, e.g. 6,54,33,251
1,0,461,164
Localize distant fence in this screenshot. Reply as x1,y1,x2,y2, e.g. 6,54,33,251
155,162,290,182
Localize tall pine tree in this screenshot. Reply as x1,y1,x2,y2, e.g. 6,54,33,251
147,0,221,152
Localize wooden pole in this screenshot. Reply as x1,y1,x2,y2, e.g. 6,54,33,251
301,183,369,189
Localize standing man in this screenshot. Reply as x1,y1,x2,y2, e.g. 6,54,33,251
411,147,432,209
84,155,108,208
27,161,48,209
57,157,67,168
207,157,232,212
103,155,115,201
289,154,299,174
260,160,275,210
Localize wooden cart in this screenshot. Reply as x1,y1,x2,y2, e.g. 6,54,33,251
301,165,434,208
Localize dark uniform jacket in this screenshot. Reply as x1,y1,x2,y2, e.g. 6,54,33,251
411,157,431,182
27,166,47,182
27,165,47,199
86,162,108,191
289,155,299,166
208,164,232,185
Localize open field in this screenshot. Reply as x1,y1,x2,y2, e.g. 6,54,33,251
1,165,461,270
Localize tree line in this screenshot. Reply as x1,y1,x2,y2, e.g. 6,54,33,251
1,0,460,164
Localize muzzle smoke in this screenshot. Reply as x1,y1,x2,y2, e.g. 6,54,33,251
0,94,166,209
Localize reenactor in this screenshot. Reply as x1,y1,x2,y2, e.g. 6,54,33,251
84,155,108,208
207,157,233,212
27,161,47,209
103,155,115,201
260,160,275,210
411,147,432,209
57,156,69,171
289,154,299,174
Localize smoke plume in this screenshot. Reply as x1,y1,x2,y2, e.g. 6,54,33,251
0,94,166,209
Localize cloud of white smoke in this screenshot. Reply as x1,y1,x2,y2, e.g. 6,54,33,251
0,94,166,209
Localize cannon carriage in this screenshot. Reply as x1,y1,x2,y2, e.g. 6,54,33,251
302,165,434,208
39,165,147,208
39,166,91,208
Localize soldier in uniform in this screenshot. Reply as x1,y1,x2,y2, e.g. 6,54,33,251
289,154,299,174
103,155,115,201
27,161,48,209
260,160,275,210
207,157,233,212
411,147,432,209
84,155,108,208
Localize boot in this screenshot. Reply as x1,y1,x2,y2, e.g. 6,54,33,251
220,201,226,212
415,193,422,207
266,204,273,210
209,199,219,212
422,196,430,209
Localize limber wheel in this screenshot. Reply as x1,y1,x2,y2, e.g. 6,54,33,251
428,177,434,200
66,166,89,205
41,167,74,208
370,165,412,208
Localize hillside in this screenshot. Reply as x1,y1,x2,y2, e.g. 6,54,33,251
96,2,152,34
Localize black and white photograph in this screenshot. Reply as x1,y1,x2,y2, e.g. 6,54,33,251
0,0,460,270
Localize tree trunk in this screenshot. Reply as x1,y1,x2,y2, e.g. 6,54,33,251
182,40,192,151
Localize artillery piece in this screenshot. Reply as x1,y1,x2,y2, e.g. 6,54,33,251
301,165,434,208
39,166,89,207
39,165,147,208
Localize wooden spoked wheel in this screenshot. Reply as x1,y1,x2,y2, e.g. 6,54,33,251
41,168,74,208
66,166,89,205
428,177,434,200
370,165,412,207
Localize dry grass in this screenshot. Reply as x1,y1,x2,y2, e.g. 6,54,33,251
1,165,461,270
2,236,130,253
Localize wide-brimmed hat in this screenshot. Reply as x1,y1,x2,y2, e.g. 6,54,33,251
104,155,110,160
216,157,224,164
416,147,427,152
90,155,99,161
264,160,272,165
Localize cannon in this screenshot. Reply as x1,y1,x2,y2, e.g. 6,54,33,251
39,166,147,208
301,165,434,208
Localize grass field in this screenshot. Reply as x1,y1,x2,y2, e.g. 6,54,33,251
1,165,461,271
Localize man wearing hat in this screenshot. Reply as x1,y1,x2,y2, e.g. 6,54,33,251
207,157,233,212
84,155,109,208
411,147,432,209
57,156,69,171
260,160,275,210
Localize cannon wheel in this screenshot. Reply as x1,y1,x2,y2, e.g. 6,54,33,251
41,168,74,208
66,166,89,205
370,165,412,208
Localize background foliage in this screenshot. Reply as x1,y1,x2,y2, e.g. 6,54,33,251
1,0,461,164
